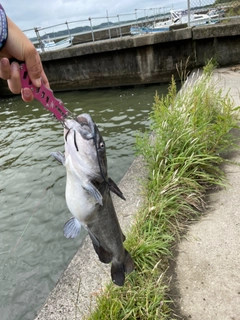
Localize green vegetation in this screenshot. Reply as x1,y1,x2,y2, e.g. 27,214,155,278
214,0,233,4
86,61,239,319
214,0,240,17
225,3,240,18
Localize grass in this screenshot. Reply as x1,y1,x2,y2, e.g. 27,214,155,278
226,2,240,18
85,61,240,319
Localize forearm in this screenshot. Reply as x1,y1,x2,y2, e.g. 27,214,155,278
0,17,35,60
0,8,49,101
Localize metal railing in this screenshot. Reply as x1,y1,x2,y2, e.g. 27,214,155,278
23,1,240,50
23,6,172,47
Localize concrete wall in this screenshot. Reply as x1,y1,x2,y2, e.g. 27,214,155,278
41,28,194,92
193,22,240,66
0,21,240,95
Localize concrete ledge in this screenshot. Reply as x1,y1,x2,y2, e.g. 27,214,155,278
40,28,193,62
39,22,240,62
193,21,240,39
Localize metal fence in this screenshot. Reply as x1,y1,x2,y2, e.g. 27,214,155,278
23,1,240,51
23,7,172,45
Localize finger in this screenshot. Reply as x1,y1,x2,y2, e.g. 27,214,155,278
7,62,21,94
0,58,11,80
21,88,34,102
25,47,42,87
41,70,50,89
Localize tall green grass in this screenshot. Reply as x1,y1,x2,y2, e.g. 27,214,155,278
86,62,239,319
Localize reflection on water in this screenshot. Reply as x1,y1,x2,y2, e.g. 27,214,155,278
0,84,168,320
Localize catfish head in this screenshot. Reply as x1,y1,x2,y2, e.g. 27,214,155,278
64,113,107,183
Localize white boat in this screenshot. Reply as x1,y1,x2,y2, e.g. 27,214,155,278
207,8,225,22
130,10,213,35
130,25,170,34
169,10,212,26
36,36,74,52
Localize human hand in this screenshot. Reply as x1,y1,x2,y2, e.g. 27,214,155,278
0,17,50,102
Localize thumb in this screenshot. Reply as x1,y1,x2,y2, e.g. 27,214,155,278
4,17,46,88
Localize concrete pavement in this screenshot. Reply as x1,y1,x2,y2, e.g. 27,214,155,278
172,67,240,320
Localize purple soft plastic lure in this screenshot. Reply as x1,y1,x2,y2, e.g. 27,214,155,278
20,63,70,121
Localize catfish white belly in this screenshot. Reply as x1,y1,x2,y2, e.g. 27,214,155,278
65,172,97,223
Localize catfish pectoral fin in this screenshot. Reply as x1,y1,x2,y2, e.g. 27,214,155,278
82,182,103,205
108,177,126,201
51,151,65,165
63,217,81,238
111,250,134,286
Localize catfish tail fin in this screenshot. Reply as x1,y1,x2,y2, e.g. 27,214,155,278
123,249,134,274
111,250,134,286
111,263,125,286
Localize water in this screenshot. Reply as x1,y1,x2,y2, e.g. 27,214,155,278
0,84,168,320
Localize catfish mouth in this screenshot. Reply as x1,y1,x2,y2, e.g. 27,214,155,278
76,114,96,141
64,114,96,144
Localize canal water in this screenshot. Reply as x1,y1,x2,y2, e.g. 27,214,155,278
0,84,168,320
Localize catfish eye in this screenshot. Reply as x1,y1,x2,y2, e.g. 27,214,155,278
99,141,105,148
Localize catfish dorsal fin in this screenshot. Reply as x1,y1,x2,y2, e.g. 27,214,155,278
108,177,126,201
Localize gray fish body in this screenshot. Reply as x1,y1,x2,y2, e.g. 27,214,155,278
52,113,134,286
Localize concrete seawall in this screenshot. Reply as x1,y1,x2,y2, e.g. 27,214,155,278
40,21,240,92
0,20,240,96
